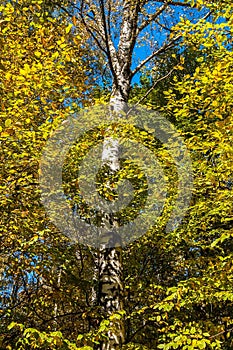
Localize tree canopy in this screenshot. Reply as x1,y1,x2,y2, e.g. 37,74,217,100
1,0,233,349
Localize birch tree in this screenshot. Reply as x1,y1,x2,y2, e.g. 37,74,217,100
52,1,213,348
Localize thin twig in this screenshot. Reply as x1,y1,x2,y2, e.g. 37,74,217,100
127,68,175,114
209,327,233,339
99,0,120,91
132,36,180,77
137,3,168,34
132,9,213,77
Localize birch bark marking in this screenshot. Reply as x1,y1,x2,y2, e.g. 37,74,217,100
98,105,125,349
98,79,129,350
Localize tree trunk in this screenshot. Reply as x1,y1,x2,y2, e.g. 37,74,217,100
84,2,136,347
98,79,130,349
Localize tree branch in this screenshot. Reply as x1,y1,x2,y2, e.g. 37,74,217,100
144,0,197,7
118,0,141,69
128,319,160,342
131,9,213,77
131,35,180,77
167,0,196,6
209,327,233,339
155,19,174,33
73,1,108,54
99,0,119,85
137,3,168,34
128,68,175,111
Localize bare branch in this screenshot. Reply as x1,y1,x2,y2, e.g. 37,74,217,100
80,19,108,54
79,0,109,54
99,0,120,89
166,0,196,6
131,9,213,77
143,0,197,7
41,311,84,325
107,0,111,36
131,35,180,77
155,19,174,33
209,327,233,339
137,3,168,34
128,68,175,112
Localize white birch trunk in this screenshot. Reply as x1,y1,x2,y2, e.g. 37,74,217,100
98,80,130,349
89,2,137,348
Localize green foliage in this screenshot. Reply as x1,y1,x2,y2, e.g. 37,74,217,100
1,0,233,349
0,0,97,348
152,2,233,348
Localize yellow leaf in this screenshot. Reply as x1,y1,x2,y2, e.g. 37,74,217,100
20,64,30,76
57,37,65,45
60,43,67,49
37,62,43,70
73,37,81,45
65,23,73,34
72,16,77,26
1,131,9,137
5,119,12,127
34,51,41,58
5,72,11,80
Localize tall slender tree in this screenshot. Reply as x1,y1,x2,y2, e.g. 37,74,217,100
52,1,213,348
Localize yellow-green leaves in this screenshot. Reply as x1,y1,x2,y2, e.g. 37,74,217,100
66,23,73,34
5,119,12,127
0,1,94,348
161,3,233,348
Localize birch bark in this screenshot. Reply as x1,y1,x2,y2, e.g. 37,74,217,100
98,84,130,350
96,3,134,347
